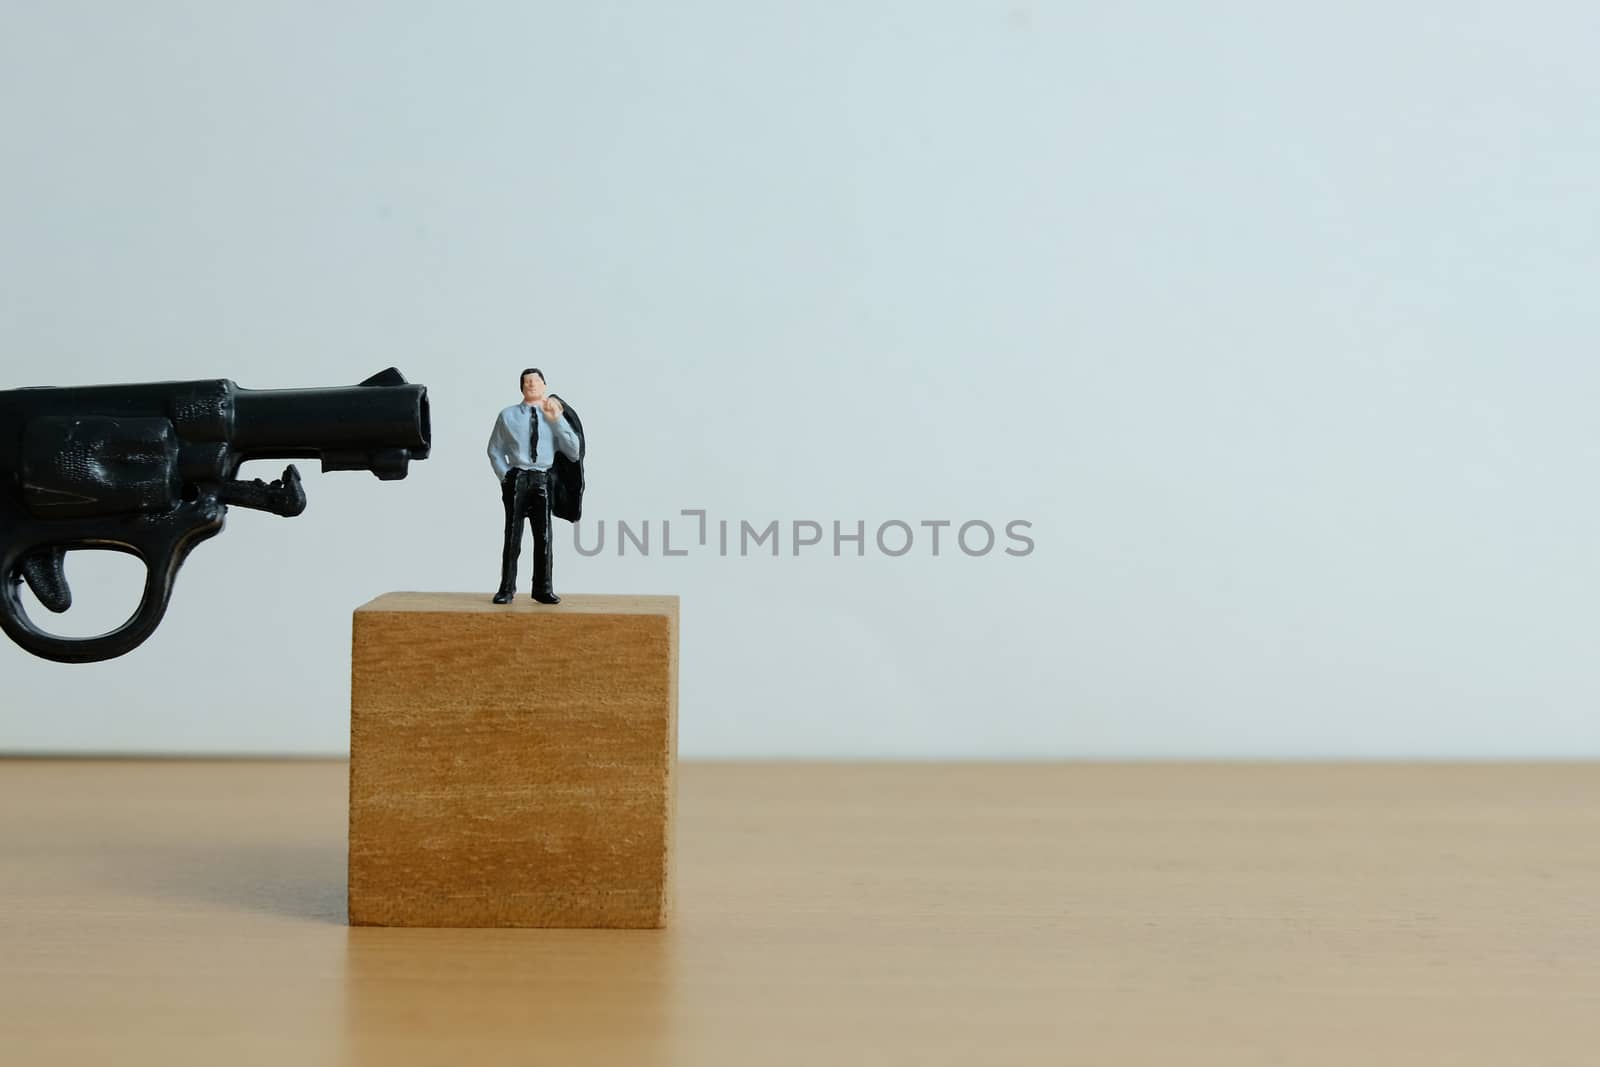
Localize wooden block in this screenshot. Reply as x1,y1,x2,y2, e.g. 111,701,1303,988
348,592,678,928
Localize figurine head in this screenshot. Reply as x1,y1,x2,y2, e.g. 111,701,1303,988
520,368,546,405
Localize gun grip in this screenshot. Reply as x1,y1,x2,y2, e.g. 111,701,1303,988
20,548,71,613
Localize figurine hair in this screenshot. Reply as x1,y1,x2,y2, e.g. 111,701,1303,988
520,368,545,385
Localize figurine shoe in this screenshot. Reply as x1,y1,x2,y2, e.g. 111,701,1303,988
492,590,514,604
532,590,561,605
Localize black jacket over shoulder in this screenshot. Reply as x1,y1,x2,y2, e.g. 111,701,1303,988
548,394,585,522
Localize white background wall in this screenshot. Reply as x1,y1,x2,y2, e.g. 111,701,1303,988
3,2,1597,757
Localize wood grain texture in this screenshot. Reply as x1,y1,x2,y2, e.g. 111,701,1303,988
1,761,1598,1066
348,592,677,927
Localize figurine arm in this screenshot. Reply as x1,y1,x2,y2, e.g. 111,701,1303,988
551,415,581,462
487,417,512,481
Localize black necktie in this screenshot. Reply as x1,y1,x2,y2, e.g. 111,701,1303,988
528,405,538,465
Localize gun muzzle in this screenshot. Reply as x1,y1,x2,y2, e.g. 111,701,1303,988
229,367,431,480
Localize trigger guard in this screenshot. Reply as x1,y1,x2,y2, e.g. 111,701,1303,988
0,501,226,663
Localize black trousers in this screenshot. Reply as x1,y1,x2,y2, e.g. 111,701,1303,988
499,468,554,596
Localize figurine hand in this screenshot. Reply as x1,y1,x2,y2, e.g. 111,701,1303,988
542,397,564,421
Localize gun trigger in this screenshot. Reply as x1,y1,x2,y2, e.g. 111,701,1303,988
20,548,71,614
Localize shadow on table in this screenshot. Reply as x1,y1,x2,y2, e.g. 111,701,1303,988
91,838,348,924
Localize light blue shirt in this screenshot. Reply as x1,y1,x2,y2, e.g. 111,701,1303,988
487,401,581,480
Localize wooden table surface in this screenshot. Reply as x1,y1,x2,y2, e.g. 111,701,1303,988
1,760,1596,1065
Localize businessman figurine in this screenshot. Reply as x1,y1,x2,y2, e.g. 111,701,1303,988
486,368,586,604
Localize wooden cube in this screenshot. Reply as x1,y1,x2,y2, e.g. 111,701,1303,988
348,592,678,928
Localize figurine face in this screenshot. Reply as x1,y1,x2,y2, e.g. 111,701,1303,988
521,372,546,406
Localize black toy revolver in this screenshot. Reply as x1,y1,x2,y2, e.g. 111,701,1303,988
0,368,430,663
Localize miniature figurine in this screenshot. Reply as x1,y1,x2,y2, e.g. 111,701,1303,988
0,368,431,663
486,368,586,605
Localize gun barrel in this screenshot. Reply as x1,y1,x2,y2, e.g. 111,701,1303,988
230,373,430,479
